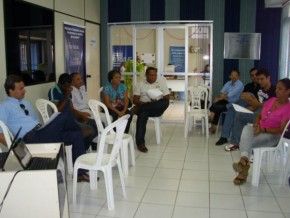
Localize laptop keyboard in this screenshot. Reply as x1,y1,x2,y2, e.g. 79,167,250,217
29,157,52,170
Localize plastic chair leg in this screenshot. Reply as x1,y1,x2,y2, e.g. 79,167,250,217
154,118,161,144
121,141,129,176
65,145,73,175
252,150,263,187
129,137,135,166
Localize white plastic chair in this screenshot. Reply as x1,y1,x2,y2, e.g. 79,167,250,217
0,120,14,148
72,115,129,210
149,117,162,144
251,120,290,186
184,85,209,138
89,99,135,176
35,98,73,175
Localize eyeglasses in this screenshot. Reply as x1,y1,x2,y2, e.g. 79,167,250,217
19,104,29,116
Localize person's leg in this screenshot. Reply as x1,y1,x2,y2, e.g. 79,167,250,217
230,112,256,146
135,110,149,152
216,104,236,145
76,121,97,151
138,99,169,116
210,100,228,125
108,109,119,122
124,109,133,134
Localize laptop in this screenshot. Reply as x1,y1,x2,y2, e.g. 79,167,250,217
0,127,22,171
12,140,59,170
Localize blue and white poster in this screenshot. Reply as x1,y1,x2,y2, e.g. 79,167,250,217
169,46,185,72
64,23,86,79
112,45,133,70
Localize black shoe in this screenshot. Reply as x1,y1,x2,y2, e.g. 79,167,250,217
215,137,228,146
137,144,148,153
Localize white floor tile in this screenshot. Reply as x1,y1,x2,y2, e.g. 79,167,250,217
179,180,209,193
158,159,184,169
67,122,288,217
247,211,285,218
98,201,139,218
142,189,177,205
210,208,247,218
134,203,174,218
176,191,209,207
172,206,209,218
210,181,241,195
148,178,180,191
243,196,281,212
210,194,245,210
181,169,209,181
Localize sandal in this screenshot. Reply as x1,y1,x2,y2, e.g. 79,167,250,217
233,172,248,185
232,156,250,173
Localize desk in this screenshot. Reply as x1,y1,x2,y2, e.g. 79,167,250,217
0,143,69,218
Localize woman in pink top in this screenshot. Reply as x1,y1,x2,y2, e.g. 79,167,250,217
232,78,290,185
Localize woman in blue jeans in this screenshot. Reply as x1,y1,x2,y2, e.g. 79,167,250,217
232,78,290,185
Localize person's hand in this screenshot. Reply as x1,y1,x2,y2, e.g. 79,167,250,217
240,92,254,103
80,112,90,123
253,123,262,136
64,86,72,98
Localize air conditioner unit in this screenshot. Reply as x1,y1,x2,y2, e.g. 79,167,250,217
265,0,289,8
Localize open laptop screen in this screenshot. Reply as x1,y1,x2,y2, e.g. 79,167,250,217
13,140,32,168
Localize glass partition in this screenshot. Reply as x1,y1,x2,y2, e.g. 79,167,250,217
109,22,213,123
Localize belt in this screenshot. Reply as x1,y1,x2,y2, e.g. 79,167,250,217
23,124,42,142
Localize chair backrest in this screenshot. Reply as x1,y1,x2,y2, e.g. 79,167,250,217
98,87,103,101
0,120,13,148
187,85,209,110
35,99,58,123
88,99,113,136
94,115,129,167
277,119,290,148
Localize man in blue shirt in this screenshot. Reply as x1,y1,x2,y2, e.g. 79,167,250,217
48,73,98,150
0,75,89,182
209,69,244,133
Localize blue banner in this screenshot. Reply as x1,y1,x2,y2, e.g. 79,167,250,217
169,46,185,72
112,45,133,70
64,24,86,81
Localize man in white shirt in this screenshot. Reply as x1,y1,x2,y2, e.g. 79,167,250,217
71,72,109,128
132,67,170,152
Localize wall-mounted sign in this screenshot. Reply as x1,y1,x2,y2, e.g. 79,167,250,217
224,33,261,60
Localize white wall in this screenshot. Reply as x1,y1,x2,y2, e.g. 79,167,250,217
0,0,100,106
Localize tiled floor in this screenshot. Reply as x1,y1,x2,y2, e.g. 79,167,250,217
68,122,290,218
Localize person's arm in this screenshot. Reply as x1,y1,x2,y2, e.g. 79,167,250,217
227,81,244,102
69,101,90,122
122,90,130,111
162,94,170,100
103,93,122,116
0,133,6,145
54,86,72,112
261,119,288,135
253,112,262,136
133,95,148,106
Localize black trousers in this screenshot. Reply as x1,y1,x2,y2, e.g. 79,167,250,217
209,99,228,125
135,99,169,145
108,108,133,133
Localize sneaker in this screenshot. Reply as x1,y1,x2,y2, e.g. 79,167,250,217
215,137,228,145
224,144,239,151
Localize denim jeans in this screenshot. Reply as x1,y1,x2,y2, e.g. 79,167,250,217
229,111,257,146
221,100,249,139
135,99,169,145
239,124,280,158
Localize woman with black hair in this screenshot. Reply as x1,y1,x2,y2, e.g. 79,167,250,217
102,70,133,133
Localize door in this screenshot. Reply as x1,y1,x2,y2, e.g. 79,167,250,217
85,22,100,99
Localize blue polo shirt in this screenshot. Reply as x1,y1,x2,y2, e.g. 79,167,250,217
48,83,74,118
220,79,244,103
0,97,40,138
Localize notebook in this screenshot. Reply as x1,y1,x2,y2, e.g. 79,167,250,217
0,127,22,171
12,140,59,170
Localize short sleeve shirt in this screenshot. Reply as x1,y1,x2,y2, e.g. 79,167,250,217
260,97,290,128
71,85,89,110
102,83,127,110
133,77,170,103
0,97,40,138
48,83,74,118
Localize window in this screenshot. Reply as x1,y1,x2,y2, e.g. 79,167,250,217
4,0,55,85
